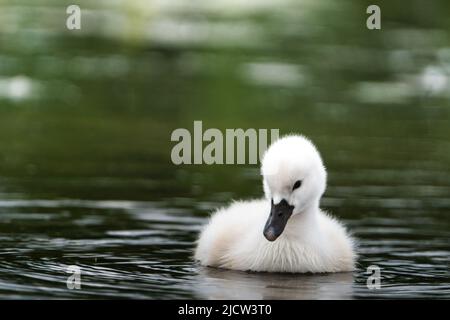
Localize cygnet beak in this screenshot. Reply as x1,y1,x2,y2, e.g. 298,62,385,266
263,199,294,241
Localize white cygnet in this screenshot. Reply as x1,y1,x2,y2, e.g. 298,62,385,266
195,135,356,273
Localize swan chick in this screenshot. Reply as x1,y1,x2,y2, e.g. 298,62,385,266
194,135,356,273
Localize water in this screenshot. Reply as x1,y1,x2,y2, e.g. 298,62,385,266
0,0,449,299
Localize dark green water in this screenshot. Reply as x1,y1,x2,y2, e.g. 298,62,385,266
0,0,449,299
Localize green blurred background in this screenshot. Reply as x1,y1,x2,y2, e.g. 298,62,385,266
1,0,449,200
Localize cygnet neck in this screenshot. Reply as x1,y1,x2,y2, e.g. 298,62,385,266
284,199,321,237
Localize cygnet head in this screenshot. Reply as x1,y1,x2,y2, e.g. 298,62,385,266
261,135,327,241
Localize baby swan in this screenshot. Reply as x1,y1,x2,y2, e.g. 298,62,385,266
195,135,356,273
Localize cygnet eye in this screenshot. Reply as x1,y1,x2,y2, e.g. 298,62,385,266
292,180,302,191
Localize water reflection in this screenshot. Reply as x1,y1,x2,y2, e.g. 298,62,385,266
195,267,354,300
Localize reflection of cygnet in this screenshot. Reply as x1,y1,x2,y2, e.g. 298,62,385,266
195,135,356,273
194,267,354,300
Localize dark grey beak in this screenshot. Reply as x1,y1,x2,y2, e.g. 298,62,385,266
263,199,294,241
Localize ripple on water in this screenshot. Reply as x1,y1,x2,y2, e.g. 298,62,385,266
0,194,449,299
